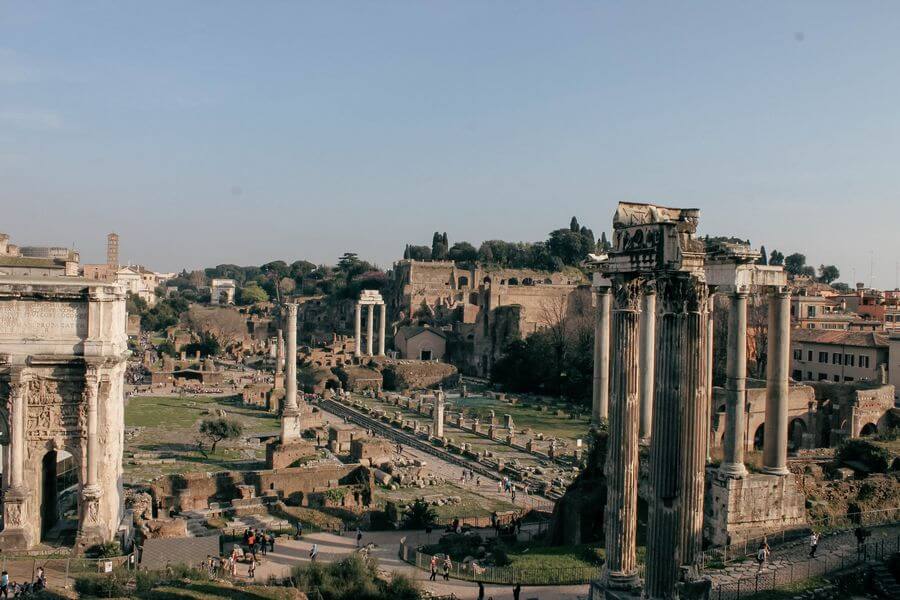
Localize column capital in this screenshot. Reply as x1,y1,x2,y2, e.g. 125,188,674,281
610,274,646,312
284,303,299,317
731,288,750,300
768,285,790,299
656,273,709,314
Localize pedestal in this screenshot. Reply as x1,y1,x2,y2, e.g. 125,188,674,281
0,488,33,550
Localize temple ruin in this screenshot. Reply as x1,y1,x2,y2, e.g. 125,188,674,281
591,203,804,598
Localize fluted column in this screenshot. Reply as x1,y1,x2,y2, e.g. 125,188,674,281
433,391,445,438
601,275,642,590
706,294,715,462
645,275,710,599
354,304,362,357
366,304,375,357
721,291,749,477
639,289,656,441
592,285,611,423
7,377,26,492
763,287,791,475
378,303,386,356
78,363,105,544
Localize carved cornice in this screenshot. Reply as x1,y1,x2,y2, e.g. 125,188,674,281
656,275,709,314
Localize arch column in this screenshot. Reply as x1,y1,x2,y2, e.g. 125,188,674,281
0,371,33,549
639,289,656,441
77,362,105,547
763,287,791,475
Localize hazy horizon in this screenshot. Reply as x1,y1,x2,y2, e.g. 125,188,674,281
3,2,900,287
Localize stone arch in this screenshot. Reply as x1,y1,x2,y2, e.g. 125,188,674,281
788,418,807,452
753,424,765,451
458,276,469,288
38,446,79,542
860,422,878,437
522,277,534,286
508,277,519,286
544,278,553,284
483,276,491,285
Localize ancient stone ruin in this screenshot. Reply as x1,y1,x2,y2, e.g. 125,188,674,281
0,277,129,551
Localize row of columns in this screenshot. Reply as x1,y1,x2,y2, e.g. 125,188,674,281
354,302,386,357
593,278,793,597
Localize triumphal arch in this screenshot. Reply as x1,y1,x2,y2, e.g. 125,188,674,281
0,277,128,551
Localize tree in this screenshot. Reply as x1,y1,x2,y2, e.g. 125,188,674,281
818,265,840,284
598,231,612,252
403,498,438,529
758,246,768,265
198,418,243,454
431,232,448,260
477,242,494,263
784,253,809,276
403,245,410,259
260,260,289,278
447,242,477,262
547,228,592,266
238,283,269,305
337,252,360,271
407,245,431,261
769,250,784,266
279,277,297,295
570,216,580,232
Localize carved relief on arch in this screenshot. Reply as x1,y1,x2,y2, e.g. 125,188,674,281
25,378,87,442
656,275,709,315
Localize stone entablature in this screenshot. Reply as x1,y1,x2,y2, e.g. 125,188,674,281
0,277,128,551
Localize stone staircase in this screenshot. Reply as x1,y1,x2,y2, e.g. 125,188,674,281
869,558,900,598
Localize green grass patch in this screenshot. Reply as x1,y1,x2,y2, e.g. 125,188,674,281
743,576,829,600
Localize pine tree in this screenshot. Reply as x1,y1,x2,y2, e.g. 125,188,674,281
599,232,611,251
570,216,580,232
758,245,768,265
442,232,448,247
403,245,411,259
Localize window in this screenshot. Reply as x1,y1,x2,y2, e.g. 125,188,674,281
832,353,842,365
818,373,828,381
807,350,813,361
792,370,803,380
420,350,432,361
845,354,855,366
793,349,802,360
859,355,870,368
807,306,816,317
806,371,813,380
818,352,828,363
844,376,854,382
833,375,840,382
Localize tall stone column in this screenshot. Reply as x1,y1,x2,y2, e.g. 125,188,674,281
763,287,791,475
639,289,656,441
645,275,710,599
433,390,445,438
600,275,642,590
0,371,32,549
721,291,749,477
366,304,375,357
280,303,301,442
706,294,715,462
354,304,362,357
378,303,386,356
591,285,611,423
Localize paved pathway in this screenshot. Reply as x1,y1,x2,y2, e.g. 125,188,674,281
230,529,588,600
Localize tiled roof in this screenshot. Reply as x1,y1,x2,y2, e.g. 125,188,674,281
792,329,888,348
141,535,220,569
397,325,446,340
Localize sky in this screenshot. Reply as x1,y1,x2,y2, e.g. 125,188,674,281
2,2,900,286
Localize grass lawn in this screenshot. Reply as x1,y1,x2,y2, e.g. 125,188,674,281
123,394,279,483
449,395,590,443
142,582,302,599
506,542,602,570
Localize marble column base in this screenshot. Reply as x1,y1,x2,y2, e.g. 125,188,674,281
280,408,304,442
601,567,641,592
761,465,790,476
719,461,748,478
75,484,107,552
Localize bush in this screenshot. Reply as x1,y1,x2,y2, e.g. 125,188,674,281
836,439,891,473
291,554,415,600
74,571,128,597
85,540,122,558
492,542,510,567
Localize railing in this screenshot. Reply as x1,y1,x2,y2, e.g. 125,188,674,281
398,538,597,586
700,505,900,565
0,554,133,591
711,533,900,600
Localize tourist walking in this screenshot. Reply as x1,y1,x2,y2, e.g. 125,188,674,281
756,542,769,572
808,531,820,558
356,527,363,548
477,581,485,600
310,543,319,562
248,560,256,580
429,557,437,581
443,556,452,581
1,570,9,599
513,584,521,600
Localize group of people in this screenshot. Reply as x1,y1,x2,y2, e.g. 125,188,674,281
202,554,238,579
459,469,481,487
428,555,452,581
241,528,276,563
0,567,45,598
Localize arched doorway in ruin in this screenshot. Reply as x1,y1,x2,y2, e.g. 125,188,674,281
860,422,878,437
788,418,807,452
753,424,765,451
39,449,78,543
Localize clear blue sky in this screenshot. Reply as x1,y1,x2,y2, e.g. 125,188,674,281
2,2,899,286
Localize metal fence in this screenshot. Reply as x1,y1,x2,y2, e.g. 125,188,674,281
711,533,900,600
398,538,597,586
0,554,132,591
701,505,900,565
